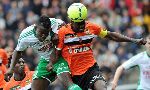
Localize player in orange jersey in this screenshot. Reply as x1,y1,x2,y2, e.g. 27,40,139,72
0,57,7,90
0,48,8,65
55,3,147,90
3,58,34,90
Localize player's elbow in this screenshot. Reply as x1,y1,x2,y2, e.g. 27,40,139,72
116,65,125,73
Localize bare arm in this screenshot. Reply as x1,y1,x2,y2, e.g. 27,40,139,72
47,34,61,71
9,50,23,71
112,66,124,90
5,50,23,81
105,31,146,45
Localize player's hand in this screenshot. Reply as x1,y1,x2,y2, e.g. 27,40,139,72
111,81,117,90
134,38,147,45
46,63,53,72
5,68,13,81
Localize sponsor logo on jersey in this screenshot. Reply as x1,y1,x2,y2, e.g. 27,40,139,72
38,40,53,52
68,46,91,54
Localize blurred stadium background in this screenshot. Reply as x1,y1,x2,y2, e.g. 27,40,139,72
0,0,149,90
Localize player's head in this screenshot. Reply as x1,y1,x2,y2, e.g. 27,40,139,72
35,15,51,41
14,58,25,74
67,3,87,32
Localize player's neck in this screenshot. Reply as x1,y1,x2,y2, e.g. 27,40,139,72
14,72,26,81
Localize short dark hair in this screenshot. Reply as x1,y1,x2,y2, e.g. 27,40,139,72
36,15,51,29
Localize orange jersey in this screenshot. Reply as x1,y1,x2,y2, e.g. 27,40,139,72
3,71,34,90
0,49,8,65
57,21,108,76
24,64,30,71
0,64,7,88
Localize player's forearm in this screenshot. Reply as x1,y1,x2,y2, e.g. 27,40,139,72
107,32,138,43
50,48,61,64
112,66,124,84
9,50,22,70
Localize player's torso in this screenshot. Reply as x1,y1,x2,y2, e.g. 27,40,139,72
61,23,97,75
62,23,97,55
20,18,62,60
138,52,150,89
8,72,33,90
21,25,53,61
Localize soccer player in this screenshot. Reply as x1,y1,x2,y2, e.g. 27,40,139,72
3,58,34,90
111,35,150,90
56,3,146,90
0,57,7,90
0,48,8,65
5,15,81,90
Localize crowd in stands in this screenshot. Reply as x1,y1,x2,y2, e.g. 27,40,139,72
0,0,149,88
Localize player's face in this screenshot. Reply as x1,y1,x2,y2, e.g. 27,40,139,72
71,20,85,33
14,58,25,74
36,26,51,42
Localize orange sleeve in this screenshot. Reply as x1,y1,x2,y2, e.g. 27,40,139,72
89,22,108,38
57,27,65,50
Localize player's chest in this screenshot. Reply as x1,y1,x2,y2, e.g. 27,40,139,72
64,31,96,45
29,39,53,52
140,61,150,75
10,78,31,90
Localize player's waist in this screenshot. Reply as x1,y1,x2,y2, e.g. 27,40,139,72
69,60,96,76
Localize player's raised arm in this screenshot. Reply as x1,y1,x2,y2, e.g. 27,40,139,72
5,23,30,79
5,38,27,79
104,31,146,45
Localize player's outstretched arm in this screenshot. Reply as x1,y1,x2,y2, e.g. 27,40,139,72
105,31,147,45
111,65,124,90
5,51,23,80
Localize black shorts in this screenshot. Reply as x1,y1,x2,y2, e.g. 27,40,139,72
72,63,106,90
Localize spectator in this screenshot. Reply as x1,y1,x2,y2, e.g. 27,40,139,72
0,59,7,90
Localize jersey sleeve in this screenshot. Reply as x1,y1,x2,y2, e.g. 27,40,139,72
15,37,28,51
51,18,65,34
56,28,65,50
122,53,142,70
90,22,108,38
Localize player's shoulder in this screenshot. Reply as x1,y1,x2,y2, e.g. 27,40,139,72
128,51,146,62
19,25,35,40
86,21,102,29
86,21,99,27
58,24,71,33
49,18,64,26
20,25,35,35
135,51,146,58
25,71,34,76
